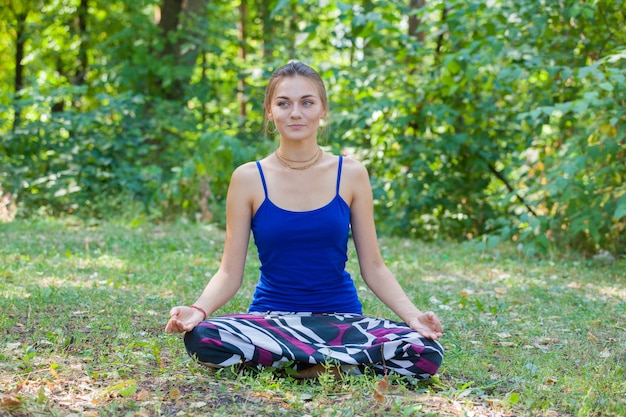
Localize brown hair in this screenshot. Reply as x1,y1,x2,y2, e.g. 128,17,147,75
263,62,329,139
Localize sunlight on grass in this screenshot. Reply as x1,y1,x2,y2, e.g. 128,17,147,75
1,219,625,416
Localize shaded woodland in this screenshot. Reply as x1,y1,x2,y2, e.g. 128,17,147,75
1,0,625,255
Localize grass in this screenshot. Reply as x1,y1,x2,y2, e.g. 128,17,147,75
0,217,625,416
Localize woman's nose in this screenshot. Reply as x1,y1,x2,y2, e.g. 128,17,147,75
290,105,302,118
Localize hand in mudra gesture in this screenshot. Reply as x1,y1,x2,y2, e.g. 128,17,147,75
408,311,443,340
165,306,204,334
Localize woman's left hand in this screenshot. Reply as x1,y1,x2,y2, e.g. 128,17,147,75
408,311,444,340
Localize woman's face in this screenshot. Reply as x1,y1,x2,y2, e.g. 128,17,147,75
267,76,326,142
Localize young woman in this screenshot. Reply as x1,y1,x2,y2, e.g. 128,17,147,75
165,62,444,379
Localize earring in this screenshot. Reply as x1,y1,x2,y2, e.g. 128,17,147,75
267,122,277,135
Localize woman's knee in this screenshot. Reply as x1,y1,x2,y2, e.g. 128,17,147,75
183,324,246,367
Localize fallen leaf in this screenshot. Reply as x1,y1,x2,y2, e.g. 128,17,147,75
6,342,21,351
545,377,558,385
373,376,389,403
494,341,517,347
168,389,181,400
460,290,473,298
377,375,389,392
0,394,22,407
135,389,150,401
494,287,507,296
373,389,385,403
533,338,558,350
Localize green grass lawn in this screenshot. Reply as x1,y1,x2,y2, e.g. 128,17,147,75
1,218,624,416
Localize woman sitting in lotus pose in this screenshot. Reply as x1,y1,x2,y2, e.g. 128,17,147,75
165,62,444,379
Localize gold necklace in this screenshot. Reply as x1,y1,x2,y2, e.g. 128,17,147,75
275,147,323,170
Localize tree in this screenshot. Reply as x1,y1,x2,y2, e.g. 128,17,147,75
5,0,36,130
0,0,623,254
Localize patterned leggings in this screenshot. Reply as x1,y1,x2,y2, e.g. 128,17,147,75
184,312,444,379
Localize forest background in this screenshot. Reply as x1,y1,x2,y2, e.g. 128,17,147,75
1,0,625,257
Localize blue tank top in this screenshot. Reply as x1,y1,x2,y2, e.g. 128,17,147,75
248,156,363,314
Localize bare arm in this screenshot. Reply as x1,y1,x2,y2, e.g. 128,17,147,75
165,164,257,333
345,159,443,340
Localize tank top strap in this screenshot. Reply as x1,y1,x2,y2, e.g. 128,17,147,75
336,156,343,195
255,161,269,199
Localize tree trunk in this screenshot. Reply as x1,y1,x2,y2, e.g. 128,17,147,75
408,0,425,44
406,0,425,136
259,0,274,64
238,0,248,120
12,10,28,131
52,0,90,114
435,5,448,65
288,2,298,58
73,0,89,87
156,0,208,100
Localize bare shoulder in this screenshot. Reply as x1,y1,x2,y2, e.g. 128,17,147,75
340,155,370,182
230,161,259,182
227,161,265,210
338,155,372,208
227,161,260,199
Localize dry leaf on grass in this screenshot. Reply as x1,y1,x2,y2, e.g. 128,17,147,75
168,388,181,400
494,341,517,347
0,394,22,408
135,389,150,401
373,375,389,403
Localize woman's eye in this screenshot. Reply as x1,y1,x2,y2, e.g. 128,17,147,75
277,101,289,107
303,100,314,106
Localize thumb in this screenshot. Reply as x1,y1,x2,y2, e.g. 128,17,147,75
169,306,181,318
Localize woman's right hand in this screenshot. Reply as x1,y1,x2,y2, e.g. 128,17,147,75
165,306,204,333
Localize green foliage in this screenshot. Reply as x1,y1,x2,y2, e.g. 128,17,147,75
327,0,626,255
0,0,624,255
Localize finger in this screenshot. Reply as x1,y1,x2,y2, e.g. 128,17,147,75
422,330,436,340
166,318,185,334
427,330,443,340
169,306,180,318
432,321,443,333
425,312,443,332
425,311,439,323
